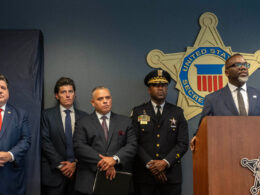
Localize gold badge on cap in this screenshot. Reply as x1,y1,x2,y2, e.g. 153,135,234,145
158,70,163,77
138,110,150,125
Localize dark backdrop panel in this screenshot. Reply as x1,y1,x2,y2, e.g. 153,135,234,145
0,30,43,195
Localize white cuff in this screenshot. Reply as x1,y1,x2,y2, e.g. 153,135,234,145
8,151,14,162
163,159,170,168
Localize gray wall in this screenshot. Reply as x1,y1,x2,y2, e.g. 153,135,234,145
1,0,260,194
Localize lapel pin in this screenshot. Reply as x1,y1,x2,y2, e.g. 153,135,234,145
8,111,11,114
253,95,257,99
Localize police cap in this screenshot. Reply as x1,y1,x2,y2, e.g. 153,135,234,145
144,69,171,87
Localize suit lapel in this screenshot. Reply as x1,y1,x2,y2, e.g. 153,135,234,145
222,85,239,115
54,107,67,145
0,104,12,139
247,87,257,115
90,112,107,148
106,112,116,149
75,109,82,121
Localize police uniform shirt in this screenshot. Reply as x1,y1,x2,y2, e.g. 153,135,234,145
150,100,170,167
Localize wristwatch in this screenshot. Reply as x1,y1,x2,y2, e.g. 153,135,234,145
113,156,119,164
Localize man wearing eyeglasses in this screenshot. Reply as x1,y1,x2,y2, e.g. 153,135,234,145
190,53,260,151
131,69,189,195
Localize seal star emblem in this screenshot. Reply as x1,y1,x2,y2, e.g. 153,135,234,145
241,157,260,195
146,12,260,120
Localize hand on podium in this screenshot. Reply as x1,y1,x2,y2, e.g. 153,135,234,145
190,136,197,152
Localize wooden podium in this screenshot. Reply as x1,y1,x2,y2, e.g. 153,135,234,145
193,116,260,195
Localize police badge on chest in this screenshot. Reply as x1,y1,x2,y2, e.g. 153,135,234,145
169,117,177,131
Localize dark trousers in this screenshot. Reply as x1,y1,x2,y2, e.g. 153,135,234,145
41,178,76,195
134,182,181,195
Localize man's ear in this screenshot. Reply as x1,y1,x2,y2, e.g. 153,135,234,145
55,94,59,101
225,69,229,77
90,99,94,108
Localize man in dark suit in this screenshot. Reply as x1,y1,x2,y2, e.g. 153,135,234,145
73,86,137,195
0,74,31,195
131,70,189,195
41,77,87,195
190,53,260,151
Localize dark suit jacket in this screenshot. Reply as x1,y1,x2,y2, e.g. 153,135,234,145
201,85,260,117
132,101,189,184
194,85,260,135
73,112,137,194
41,106,87,187
0,103,31,195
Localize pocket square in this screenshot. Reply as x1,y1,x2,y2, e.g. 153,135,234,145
118,130,125,136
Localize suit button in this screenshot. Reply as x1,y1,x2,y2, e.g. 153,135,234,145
156,144,160,148
157,134,160,138
156,153,159,157
158,125,160,128
141,128,144,131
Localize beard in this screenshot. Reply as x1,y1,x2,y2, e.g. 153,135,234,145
238,76,248,83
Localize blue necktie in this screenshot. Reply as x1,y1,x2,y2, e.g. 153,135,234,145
64,110,75,162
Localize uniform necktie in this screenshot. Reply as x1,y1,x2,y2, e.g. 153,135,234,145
101,115,108,141
237,88,247,116
64,110,75,162
156,105,162,121
0,108,3,131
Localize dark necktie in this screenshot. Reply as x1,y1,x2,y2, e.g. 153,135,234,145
156,105,162,121
237,88,247,116
101,115,108,141
0,108,3,131
64,110,75,162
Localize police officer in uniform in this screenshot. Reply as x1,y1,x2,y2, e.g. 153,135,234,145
132,69,189,195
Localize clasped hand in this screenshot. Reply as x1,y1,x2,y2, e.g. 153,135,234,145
97,154,117,180
59,161,76,179
0,152,12,167
147,160,168,183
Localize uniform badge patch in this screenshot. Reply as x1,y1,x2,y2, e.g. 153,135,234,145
138,110,150,125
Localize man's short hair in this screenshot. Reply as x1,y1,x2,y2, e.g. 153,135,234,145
0,74,9,88
54,77,76,94
91,86,109,99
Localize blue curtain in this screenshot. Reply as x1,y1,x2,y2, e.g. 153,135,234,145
0,30,43,195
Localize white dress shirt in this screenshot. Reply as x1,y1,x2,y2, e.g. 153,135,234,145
228,82,249,115
96,111,111,131
151,100,165,115
59,105,76,135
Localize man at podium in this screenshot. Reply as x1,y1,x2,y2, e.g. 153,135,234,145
190,53,260,151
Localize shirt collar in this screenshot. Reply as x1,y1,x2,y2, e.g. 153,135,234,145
59,104,74,113
151,100,165,109
96,111,111,120
0,104,6,111
228,82,247,92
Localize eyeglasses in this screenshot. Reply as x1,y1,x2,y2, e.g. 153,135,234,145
226,62,250,69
